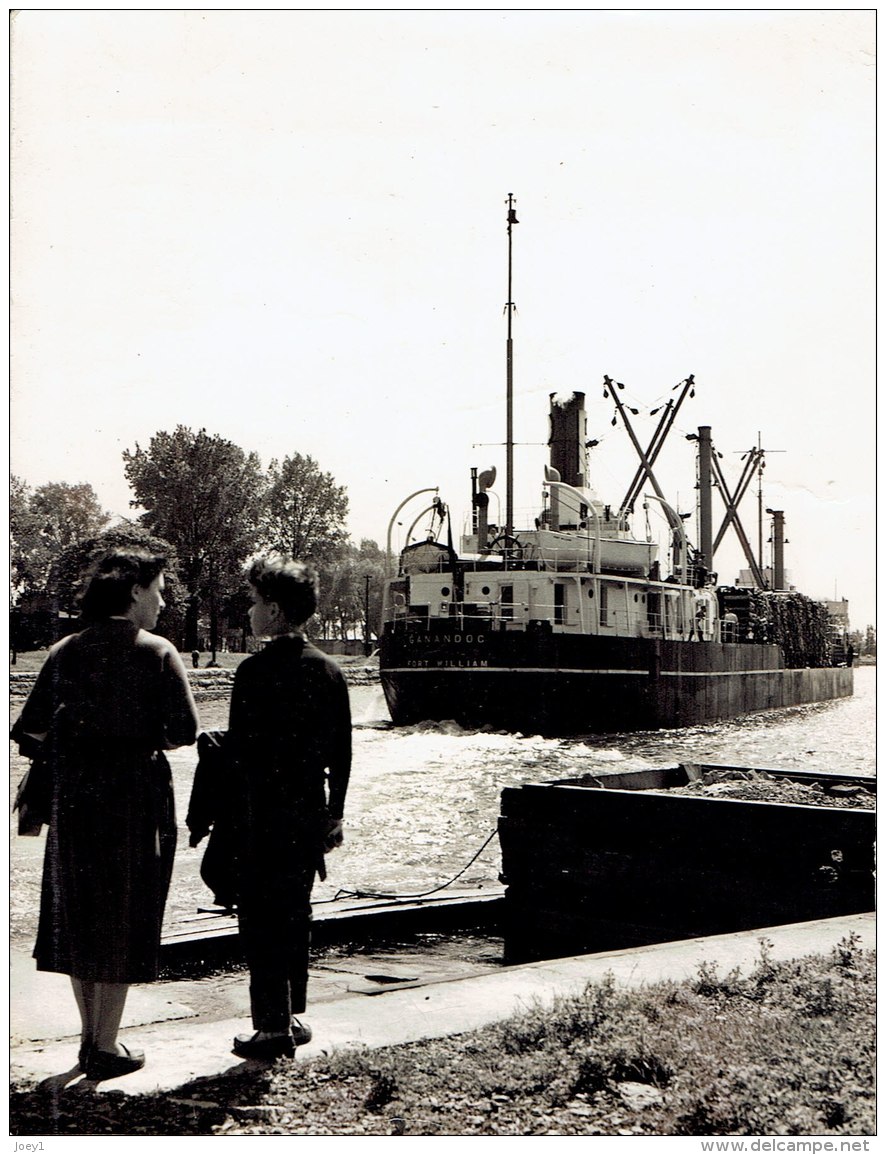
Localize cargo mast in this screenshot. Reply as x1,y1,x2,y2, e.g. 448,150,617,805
505,194,518,548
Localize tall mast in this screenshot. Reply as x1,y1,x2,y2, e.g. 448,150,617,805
753,430,785,587
697,425,713,571
505,194,519,544
756,431,764,584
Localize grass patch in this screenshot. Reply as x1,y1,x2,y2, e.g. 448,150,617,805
10,936,875,1137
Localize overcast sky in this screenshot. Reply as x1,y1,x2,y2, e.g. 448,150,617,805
10,9,875,625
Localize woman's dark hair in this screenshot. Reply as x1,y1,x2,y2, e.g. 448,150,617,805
78,549,167,621
247,554,318,627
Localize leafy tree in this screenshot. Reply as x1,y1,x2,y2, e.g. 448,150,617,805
315,538,385,646
10,475,46,602
32,481,109,549
10,475,109,604
123,427,265,653
315,548,358,641
848,625,876,659
262,453,349,564
355,538,386,647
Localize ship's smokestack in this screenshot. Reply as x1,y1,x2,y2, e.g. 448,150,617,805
476,492,489,548
769,509,785,590
548,393,588,532
698,425,713,571
474,466,496,550
549,392,588,487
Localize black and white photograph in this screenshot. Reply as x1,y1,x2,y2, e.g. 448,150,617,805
9,8,875,1145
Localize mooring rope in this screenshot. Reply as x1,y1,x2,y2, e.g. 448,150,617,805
313,826,501,905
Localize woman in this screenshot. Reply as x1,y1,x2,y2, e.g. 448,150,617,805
13,548,199,1080
226,554,351,1060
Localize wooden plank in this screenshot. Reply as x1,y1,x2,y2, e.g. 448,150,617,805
161,887,505,949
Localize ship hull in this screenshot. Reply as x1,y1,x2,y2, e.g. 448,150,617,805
379,629,853,734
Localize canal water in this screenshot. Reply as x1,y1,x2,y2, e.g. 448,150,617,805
9,667,875,949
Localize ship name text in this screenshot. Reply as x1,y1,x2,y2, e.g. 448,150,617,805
404,634,487,646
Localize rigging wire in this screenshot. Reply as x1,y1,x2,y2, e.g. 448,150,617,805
313,826,501,905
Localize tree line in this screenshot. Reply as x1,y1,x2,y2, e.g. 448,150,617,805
848,625,876,661
10,427,386,655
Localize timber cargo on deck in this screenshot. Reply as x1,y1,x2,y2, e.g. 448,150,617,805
378,201,853,736
498,763,875,964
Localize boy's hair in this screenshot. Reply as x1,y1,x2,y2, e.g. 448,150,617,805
247,554,318,626
79,549,167,620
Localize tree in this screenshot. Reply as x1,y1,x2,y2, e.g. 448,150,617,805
355,539,386,649
10,475,109,605
848,625,876,659
10,475,46,603
315,548,359,641
262,453,349,565
31,481,109,549
123,427,265,653
315,538,385,645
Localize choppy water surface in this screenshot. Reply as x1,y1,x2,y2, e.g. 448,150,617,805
9,667,875,946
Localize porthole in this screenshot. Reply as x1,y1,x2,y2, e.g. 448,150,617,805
587,589,594,598
481,586,490,595
441,587,451,597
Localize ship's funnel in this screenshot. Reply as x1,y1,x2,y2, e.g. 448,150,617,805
769,509,785,590
474,465,496,548
549,394,587,531
549,393,588,488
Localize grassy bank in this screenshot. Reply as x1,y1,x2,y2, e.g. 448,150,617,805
10,935,874,1137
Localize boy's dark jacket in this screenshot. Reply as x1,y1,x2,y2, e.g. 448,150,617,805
186,637,352,906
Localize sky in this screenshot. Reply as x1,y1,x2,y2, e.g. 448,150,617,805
10,9,876,626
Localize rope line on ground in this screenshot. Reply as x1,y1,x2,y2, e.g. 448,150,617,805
312,826,501,905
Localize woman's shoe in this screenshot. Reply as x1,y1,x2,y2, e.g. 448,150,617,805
290,1017,313,1046
232,1032,295,1060
85,1044,146,1080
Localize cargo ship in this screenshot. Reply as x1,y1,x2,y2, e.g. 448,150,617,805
378,202,853,735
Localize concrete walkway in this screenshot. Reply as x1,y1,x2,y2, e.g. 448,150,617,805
10,912,874,1097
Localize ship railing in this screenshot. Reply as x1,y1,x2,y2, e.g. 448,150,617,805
389,605,500,631
644,612,665,637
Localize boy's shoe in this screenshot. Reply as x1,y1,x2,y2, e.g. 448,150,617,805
290,1017,313,1046
232,1032,296,1060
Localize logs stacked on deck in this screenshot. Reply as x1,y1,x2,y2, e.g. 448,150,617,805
716,588,836,667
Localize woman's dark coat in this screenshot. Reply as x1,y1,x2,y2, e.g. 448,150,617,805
16,620,199,983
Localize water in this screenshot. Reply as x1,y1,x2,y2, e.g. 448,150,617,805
9,667,875,947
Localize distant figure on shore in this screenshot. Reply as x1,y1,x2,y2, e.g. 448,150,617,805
11,548,199,1081
191,649,200,669
226,554,351,1060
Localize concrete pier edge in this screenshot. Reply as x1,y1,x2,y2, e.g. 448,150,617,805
10,910,874,1098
